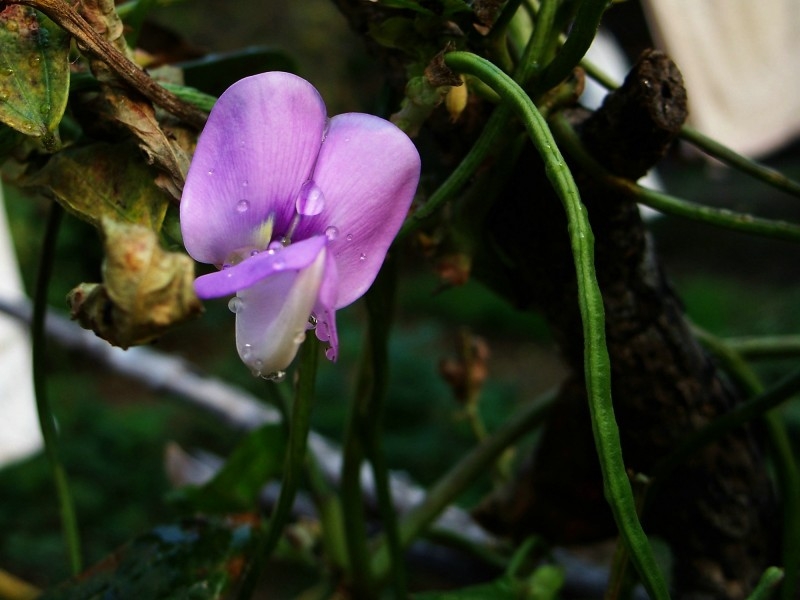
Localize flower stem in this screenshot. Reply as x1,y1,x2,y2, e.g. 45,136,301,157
361,259,407,598
340,359,375,597
32,202,82,576
549,113,800,243
372,388,556,582
237,339,319,599
443,50,670,600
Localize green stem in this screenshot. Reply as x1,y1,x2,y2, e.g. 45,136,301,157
340,351,375,597
361,259,407,598
519,0,559,83
443,50,670,600
550,114,800,243
237,340,319,599
372,388,556,581
724,335,800,360
747,568,785,600
32,203,82,576
579,59,800,200
537,0,610,91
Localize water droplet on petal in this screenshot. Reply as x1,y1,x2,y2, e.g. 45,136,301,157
325,347,336,360
207,169,214,176
242,343,253,360
308,315,318,328
346,233,354,242
250,249,260,256
236,199,250,213
325,226,339,241
242,180,249,187
222,263,233,270
295,180,325,216
294,331,306,344
264,371,286,383
227,297,243,313
359,253,366,261
268,241,283,252
274,258,285,270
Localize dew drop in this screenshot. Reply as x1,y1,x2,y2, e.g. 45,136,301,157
222,263,232,270
308,315,318,328
325,226,339,241
294,331,306,344
1,68,13,77
250,249,260,256
236,199,250,213
359,253,366,261
28,56,40,68
242,180,249,188
264,371,286,383
274,258,286,270
241,343,253,360
267,241,283,254
325,347,337,361
0,92,8,102
227,297,243,313
295,180,325,216
207,169,214,176
346,233,354,242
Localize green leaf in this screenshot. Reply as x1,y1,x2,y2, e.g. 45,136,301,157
21,141,172,231
174,423,288,513
39,516,257,600
0,6,70,146
413,576,518,599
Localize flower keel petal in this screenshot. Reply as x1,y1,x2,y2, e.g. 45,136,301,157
235,246,327,376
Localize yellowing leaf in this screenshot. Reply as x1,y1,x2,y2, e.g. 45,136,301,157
22,142,171,231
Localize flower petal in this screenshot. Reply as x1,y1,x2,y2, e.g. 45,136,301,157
181,72,328,265
296,113,420,308
312,250,339,361
194,236,326,299
235,246,327,375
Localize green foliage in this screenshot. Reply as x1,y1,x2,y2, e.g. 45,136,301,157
172,424,287,513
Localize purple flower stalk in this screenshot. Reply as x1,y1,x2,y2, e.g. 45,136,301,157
180,72,421,378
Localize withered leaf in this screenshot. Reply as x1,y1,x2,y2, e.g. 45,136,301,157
68,218,202,348
22,141,171,231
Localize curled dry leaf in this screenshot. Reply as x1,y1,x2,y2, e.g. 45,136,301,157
67,218,202,348
78,0,192,199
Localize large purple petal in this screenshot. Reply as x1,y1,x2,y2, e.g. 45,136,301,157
194,236,326,299
235,247,327,376
298,113,420,308
181,72,328,265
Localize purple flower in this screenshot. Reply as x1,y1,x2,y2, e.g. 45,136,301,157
180,72,420,378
